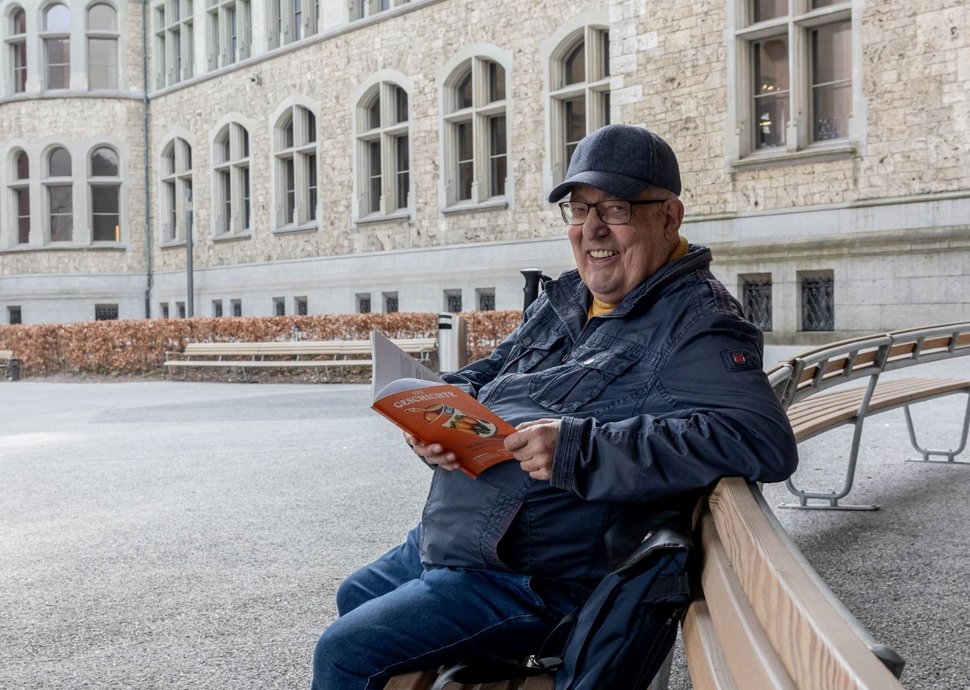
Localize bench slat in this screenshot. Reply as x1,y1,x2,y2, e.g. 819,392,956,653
696,513,797,690
682,600,740,690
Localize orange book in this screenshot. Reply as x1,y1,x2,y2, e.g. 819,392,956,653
372,377,517,478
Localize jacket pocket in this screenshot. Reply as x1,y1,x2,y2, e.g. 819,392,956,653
498,332,566,375
528,341,641,413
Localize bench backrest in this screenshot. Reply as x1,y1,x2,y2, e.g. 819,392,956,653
0,349,12,360
778,334,892,409
883,322,970,372
683,478,905,690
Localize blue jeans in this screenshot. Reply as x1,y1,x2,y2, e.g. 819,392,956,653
311,525,591,689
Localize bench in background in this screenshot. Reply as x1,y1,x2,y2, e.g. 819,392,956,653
0,349,21,380
776,322,970,509
163,338,437,379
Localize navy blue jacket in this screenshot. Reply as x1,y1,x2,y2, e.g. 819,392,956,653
422,245,798,583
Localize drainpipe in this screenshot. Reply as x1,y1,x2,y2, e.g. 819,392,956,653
142,0,153,318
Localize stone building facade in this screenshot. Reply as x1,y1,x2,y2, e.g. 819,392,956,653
1,0,968,342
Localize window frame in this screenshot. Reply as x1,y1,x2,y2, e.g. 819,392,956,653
546,21,610,189
44,145,73,243
266,0,318,49
160,136,193,244
272,103,319,231
154,0,194,88
6,6,28,94
440,49,511,210
89,145,122,243
350,0,409,21
353,77,412,220
207,0,251,70
41,2,72,90
727,0,860,166
86,3,119,90
211,121,251,237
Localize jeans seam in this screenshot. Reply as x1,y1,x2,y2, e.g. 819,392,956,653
364,612,542,689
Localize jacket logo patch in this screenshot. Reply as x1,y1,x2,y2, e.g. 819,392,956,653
721,350,757,372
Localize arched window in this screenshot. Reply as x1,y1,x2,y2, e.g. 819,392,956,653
212,122,250,235
8,8,27,93
45,146,73,241
10,150,30,244
355,81,409,216
42,3,71,89
549,25,610,184
90,146,121,241
87,4,119,89
160,137,192,242
274,104,317,228
443,56,508,206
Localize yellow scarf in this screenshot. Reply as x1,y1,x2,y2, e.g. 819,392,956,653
588,237,689,318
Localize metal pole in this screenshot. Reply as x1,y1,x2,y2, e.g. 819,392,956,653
185,187,194,317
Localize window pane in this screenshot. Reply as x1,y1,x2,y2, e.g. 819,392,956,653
13,8,26,33
456,71,473,109
91,147,119,176
812,0,838,8
394,86,408,123
284,115,295,148
456,121,473,201
16,151,29,179
753,37,789,149
285,157,295,222
92,185,120,213
488,61,505,102
17,188,30,244
45,38,70,88
395,135,408,209
308,153,317,220
752,0,787,22
489,115,506,197
88,3,118,31
563,40,585,86
564,97,586,165
367,96,380,129
88,38,118,89
242,167,250,228
306,111,317,143
13,40,27,93
812,22,852,141
49,147,72,176
49,185,73,241
46,4,71,31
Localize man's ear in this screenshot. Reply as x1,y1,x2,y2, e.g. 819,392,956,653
662,198,685,240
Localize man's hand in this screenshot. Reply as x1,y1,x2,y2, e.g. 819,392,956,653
505,419,561,481
403,433,462,472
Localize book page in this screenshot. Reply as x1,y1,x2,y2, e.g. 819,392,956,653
372,378,516,478
370,330,442,401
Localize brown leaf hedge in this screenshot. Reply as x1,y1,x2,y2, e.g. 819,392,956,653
0,311,523,378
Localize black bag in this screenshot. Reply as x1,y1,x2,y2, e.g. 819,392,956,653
431,528,691,690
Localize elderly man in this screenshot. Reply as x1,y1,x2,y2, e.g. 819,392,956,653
312,124,797,689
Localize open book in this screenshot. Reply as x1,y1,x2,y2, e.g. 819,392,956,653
369,331,516,478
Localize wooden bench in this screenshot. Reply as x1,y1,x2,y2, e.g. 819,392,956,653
0,349,21,380
164,338,437,379
682,477,905,690
776,323,970,509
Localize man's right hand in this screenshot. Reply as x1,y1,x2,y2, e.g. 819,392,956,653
404,433,462,472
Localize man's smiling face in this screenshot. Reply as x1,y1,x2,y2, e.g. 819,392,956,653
567,184,684,305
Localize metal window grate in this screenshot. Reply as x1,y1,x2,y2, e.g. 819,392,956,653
741,278,772,332
478,291,495,311
802,276,834,331
385,296,398,313
446,292,462,313
95,304,119,321
8,306,22,325
358,297,371,314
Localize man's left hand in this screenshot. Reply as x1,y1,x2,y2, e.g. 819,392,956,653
505,419,561,481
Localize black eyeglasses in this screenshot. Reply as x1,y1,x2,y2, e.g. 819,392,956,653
558,199,667,226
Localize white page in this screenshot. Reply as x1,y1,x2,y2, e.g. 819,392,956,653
370,330,442,401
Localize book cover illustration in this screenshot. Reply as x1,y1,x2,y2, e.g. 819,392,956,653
371,377,517,478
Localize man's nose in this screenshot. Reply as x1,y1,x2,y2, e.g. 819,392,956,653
582,206,609,237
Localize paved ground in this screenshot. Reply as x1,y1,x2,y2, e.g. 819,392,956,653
1,347,967,689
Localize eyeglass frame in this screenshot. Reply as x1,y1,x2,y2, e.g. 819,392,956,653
557,199,668,226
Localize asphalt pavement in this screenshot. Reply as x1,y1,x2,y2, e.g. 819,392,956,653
0,346,967,689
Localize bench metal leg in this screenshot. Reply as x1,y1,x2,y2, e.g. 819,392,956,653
778,419,879,511
904,392,970,464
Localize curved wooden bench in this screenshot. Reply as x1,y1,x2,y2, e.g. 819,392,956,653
777,323,970,509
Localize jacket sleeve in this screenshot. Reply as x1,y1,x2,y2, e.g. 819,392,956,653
551,314,798,503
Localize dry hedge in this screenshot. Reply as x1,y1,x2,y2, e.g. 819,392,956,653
0,311,523,379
